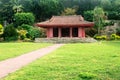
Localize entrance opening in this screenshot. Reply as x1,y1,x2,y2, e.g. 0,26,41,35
53,28,58,37
72,28,78,37
62,28,70,37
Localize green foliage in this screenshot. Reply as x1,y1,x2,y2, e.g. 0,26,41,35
94,34,120,40
100,0,112,10
108,11,120,20
93,7,106,34
85,28,97,37
84,10,94,21
0,0,120,23
104,20,115,26
22,0,64,21
18,24,33,39
0,24,3,35
94,35,107,40
61,8,76,15
13,5,23,13
14,12,35,27
29,28,46,40
18,24,33,31
0,0,14,23
77,0,101,15
18,24,45,40
3,24,18,41
17,29,27,40
111,34,120,40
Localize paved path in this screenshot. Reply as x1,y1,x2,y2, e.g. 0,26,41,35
0,44,64,79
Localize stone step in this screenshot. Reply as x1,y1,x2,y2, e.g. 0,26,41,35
35,38,97,43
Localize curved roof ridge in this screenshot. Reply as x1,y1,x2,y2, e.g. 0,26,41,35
37,15,94,28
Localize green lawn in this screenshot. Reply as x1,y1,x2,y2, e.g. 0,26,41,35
0,42,51,61
2,42,120,80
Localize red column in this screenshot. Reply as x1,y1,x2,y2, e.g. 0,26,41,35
49,27,53,38
58,28,61,38
78,27,82,38
82,28,85,38
70,27,72,38
46,28,53,38
46,28,50,38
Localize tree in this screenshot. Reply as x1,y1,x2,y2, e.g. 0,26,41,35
14,12,35,27
0,0,14,24
77,0,101,15
84,10,94,21
10,0,23,13
60,0,79,8
93,7,106,35
21,0,63,21
100,0,112,11
100,0,120,20
3,24,18,41
61,8,76,15
13,5,23,13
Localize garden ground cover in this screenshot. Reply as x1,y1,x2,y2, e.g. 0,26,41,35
2,41,120,80
0,42,51,61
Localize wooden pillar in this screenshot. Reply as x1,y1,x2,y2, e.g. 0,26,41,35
82,28,85,38
46,28,53,38
49,27,53,38
58,28,61,38
70,27,72,38
78,27,82,38
78,27,85,38
46,28,49,38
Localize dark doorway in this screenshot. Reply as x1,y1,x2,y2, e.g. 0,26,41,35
53,28,58,37
62,28,70,37
72,28,78,37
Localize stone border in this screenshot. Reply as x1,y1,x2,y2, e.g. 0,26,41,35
35,38,97,43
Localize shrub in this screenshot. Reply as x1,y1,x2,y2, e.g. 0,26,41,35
94,34,120,40
0,24,3,37
85,28,97,37
39,28,46,38
3,24,18,41
14,12,35,27
94,35,107,40
84,10,94,21
29,27,46,40
17,29,27,40
18,24,46,40
18,24,33,38
111,34,120,40
18,24,33,31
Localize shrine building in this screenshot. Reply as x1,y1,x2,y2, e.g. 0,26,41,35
36,15,94,38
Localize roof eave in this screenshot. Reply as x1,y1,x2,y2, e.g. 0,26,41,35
36,23,94,28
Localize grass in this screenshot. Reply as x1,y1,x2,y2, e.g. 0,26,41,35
1,41,120,80
0,42,51,61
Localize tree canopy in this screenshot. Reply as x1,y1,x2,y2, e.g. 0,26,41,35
0,0,120,24
93,7,105,35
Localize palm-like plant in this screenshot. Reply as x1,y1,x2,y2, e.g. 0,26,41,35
13,5,23,13
93,7,105,35
11,0,23,13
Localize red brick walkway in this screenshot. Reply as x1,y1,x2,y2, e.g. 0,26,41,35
0,44,64,78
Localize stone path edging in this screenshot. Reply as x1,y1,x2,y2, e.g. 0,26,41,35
0,44,64,79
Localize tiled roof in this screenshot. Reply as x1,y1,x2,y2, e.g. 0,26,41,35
37,15,94,28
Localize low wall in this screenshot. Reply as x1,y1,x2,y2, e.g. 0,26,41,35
35,38,97,43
